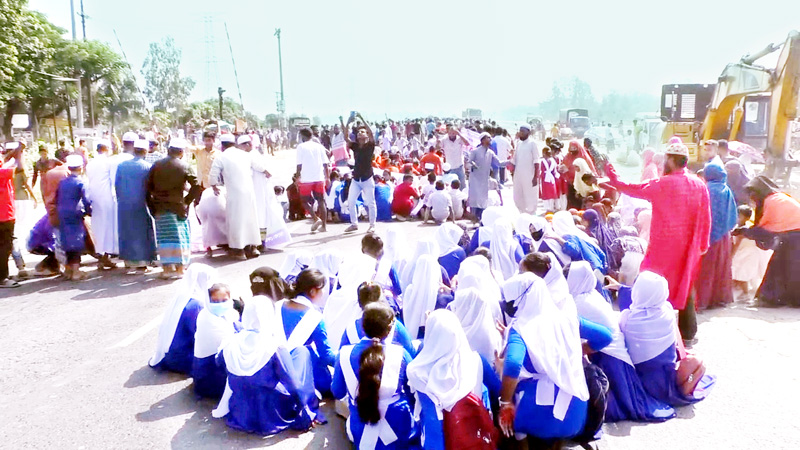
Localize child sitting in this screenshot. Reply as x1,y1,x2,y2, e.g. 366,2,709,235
424,180,454,225
286,175,305,221
448,180,467,220
325,170,342,223
391,174,419,221
274,185,289,222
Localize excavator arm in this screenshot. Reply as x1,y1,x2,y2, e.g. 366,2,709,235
766,30,800,160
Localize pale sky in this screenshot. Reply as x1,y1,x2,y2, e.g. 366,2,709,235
28,0,800,122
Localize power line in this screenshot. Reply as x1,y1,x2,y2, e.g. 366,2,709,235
224,22,245,117
113,28,151,119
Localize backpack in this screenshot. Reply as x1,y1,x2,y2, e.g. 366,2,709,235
442,393,499,450
572,362,610,450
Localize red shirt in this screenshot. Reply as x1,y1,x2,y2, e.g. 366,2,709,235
0,167,15,222
391,182,419,216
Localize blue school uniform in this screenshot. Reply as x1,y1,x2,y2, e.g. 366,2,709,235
635,345,715,407
276,299,336,396
332,339,420,449
150,298,203,374
339,317,417,357
438,248,466,280
467,227,492,254
375,183,393,222
193,354,228,399
562,235,608,274
503,319,612,440
417,355,501,450
217,345,317,435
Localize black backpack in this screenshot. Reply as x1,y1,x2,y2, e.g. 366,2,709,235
572,362,609,450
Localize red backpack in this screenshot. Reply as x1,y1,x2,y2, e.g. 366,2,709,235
442,393,499,450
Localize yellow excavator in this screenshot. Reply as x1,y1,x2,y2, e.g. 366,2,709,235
659,31,800,179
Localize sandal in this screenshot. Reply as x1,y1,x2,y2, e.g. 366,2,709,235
0,279,20,288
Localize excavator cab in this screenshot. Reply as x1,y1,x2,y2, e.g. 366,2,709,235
659,84,716,161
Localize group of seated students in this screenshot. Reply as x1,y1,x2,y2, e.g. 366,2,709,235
147,219,714,449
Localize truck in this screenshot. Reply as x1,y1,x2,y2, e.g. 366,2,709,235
558,108,591,139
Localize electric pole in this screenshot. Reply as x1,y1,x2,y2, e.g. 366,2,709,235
69,0,84,131
218,87,226,122
70,0,77,40
79,0,86,39
274,28,285,130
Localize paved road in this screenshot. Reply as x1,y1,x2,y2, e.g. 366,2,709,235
2,148,799,449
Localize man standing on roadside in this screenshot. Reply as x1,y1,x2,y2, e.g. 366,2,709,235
295,128,329,233
606,143,711,346
191,131,218,190
0,153,18,287
512,124,540,214
85,139,119,270
440,124,470,188
341,112,378,233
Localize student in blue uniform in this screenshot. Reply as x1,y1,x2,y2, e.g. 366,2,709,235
516,214,572,267
279,250,313,285
566,262,675,422
489,218,525,281
339,281,416,356
363,233,402,301
192,283,241,398
213,299,319,434
400,238,450,292
549,211,609,275
332,302,419,449
620,271,716,407
499,272,613,448
149,263,217,375
407,310,501,450
435,223,467,279
373,174,393,222
277,268,337,397
402,255,453,340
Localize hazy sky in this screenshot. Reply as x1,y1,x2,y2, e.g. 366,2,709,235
28,0,800,121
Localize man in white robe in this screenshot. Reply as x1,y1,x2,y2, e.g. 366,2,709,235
512,124,541,214
208,134,267,260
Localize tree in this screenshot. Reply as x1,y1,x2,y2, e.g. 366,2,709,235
0,0,27,103
264,114,281,128
141,37,195,112
59,39,126,126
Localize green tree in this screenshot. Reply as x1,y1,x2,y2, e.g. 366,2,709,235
141,37,195,112
0,0,26,103
59,39,126,126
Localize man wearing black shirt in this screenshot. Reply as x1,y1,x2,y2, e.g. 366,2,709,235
340,112,377,233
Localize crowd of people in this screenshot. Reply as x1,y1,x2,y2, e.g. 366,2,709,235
3,112,800,448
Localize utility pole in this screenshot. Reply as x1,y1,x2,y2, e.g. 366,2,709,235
218,87,226,122
69,0,84,131
70,0,77,40
274,28,285,130
79,0,86,39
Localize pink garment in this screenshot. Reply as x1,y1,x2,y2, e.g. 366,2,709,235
637,210,652,243
640,149,659,181
607,164,711,310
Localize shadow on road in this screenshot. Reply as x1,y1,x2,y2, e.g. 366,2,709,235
125,365,189,388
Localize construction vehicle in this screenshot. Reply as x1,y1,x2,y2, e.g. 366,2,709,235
659,30,800,178
558,108,591,139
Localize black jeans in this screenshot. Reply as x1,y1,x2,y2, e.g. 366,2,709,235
0,220,14,281
678,293,698,340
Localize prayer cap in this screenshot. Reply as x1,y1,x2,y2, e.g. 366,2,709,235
665,143,689,157
479,132,492,141
168,138,187,150
96,139,111,150
220,134,236,144
134,139,149,150
145,131,157,142
519,123,531,131
66,154,83,168
122,131,139,142
237,135,251,145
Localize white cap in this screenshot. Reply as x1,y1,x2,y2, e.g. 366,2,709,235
220,134,235,144
66,154,83,168
122,131,138,142
237,135,251,145
519,124,531,131
665,143,689,157
479,132,492,141
134,139,149,150
96,139,111,150
145,131,157,142
4,142,20,150
167,138,187,150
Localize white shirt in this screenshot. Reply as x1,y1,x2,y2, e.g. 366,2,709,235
426,190,452,221
296,141,329,183
441,136,466,168
492,135,512,161
449,188,466,219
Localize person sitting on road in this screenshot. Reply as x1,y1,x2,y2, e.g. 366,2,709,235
338,281,416,356
192,283,241,399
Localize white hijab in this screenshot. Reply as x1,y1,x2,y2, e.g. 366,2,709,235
402,255,443,340
456,256,503,322
502,273,589,414
194,289,240,359
552,210,595,244
489,218,518,281
401,238,440,291
323,253,377,350
543,253,578,321
449,287,502,362
312,249,343,308
385,227,408,274
567,261,633,365
279,250,313,280
530,215,571,265
406,310,482,412
436,223,463,257
619,271,678,365
220,297,279,376
149,263,216,367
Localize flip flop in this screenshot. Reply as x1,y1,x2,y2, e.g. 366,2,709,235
0,279,21,288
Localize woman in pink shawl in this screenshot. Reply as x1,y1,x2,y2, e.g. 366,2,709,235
562,140,597,209
641,149,658,181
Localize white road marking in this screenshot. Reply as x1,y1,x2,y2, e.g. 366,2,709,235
109,315,162,349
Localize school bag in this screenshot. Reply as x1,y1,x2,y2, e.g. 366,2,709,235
442,392,499,450
572,362,609,450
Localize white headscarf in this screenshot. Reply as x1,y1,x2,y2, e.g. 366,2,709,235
401,238,440,291
385,227,408,274
312,249,343,307
489,218,518,281
323,253,377,349
530,215,571,265
552,210,594,243
516,213,535,241
406,310,482,412
149,263,216,367
402,255,443,340
573,158,596,197
220,297,279,376
456,256,503,322
194,286,240,359
542,253,578,321
278,250,313,280
567,261,633,365
619,271,678,365
502,273,589,417
436,223,463,257
449,287,502,362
